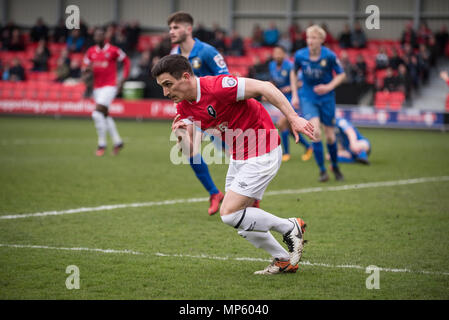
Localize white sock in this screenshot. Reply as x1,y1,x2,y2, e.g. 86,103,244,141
221,207,293,235
92,110,107,147
238,230,290,261
106,116,122,145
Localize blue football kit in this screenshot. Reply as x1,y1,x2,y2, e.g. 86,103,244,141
335,117,370,163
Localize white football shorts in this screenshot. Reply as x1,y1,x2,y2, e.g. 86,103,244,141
225,145,282,200
93,86,118,107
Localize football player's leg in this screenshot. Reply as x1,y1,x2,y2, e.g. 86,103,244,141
220,146,305,265
92,104,108,156
238,230,290,261
100,86,123,151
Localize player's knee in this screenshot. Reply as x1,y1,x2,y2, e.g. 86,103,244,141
96,105,108,117
219,205,233,217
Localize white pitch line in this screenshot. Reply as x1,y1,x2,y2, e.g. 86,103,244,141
1,243,448,277
1,176,449,220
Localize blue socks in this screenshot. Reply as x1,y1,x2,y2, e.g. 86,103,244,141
281,130,290,155
327,142,338,169
312,141,326,172
298,133,310,150
189,153,219,195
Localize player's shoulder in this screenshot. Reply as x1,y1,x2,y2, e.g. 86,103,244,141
295,47,309,58
195,39,219,54
321,46,337,58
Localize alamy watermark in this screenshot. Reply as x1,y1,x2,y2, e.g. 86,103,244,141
65,5,80,30
65,265,80,290
365,265,380,289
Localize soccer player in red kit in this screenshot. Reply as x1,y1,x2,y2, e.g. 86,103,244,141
152,55,315,274
83,28,130,156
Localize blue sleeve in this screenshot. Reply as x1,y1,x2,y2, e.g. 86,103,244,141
293,52,302,71
330,52,344,75
204,47,229,75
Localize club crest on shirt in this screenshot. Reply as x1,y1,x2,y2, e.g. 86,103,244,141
192,57,202,69
222,76,237,88
320,59,327,67
207,105,217,118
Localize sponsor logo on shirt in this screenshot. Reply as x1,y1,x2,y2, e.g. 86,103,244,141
213,54,226,68
207,105,217,118
192,57,202,69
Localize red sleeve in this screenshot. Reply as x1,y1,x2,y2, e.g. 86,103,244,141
121,55,130,79
210,75,245,105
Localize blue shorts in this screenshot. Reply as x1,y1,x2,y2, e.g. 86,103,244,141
301,98,336,127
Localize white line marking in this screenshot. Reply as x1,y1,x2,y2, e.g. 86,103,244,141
1,243,448,276
1,176,448,220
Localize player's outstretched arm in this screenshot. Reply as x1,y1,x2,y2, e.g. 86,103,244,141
289,69,300,109
242,78,315,142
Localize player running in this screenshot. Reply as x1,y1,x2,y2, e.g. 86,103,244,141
167,12,229,215
268,45,313,162
290,25,346,182
152,54,315,274
83,28,130,156
334,117,371,165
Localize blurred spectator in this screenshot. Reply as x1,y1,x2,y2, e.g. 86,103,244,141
382,67,399,92
151,33,172,58
193,23,213,44
8,28,25,51
211,30,227,55
418,43,430,85
125,21,141,53
389,48,404,71
134,50,152,80
67,29,85,53
30,18,49,42
338,24,352,48
417,21,432,47
228,30,245,56
405,55,420,91
440,70,449,86
277,32,292,55
351,21,366,48
321,23,336,45
435,25,449,57
291,31,306,52
251,24,264,48
67,59,82,81
1,21,18,49
55,55,70,82
427,35,438,67
83,26,96,50
53,18,69,43
353,54,367,84
397,64,412,102
401,21,417,49
263,22,280,46
248,55,270,81
105,23,117,44
32,39,51,71
3,58,25,81
375,46,389,70
339,51,354,83
288,23,300,45
113,25,127,52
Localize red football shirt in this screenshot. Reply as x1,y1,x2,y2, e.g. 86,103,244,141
83,43,128,88
176,75,280,160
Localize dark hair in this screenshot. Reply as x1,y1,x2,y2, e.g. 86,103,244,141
151,54,194,79
167,11,194,26
274,44,287,52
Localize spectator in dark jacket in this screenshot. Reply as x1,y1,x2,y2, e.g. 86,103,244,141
382,67,399,92
351,21,366,48
339,24,352,48
228,30,245,56
4,58,25,81
32,39,51,71
30,18,49,42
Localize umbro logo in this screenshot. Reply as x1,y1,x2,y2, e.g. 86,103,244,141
238,181,248,189
207,105,217,118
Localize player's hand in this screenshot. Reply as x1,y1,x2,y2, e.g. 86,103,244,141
117,79,126,93
313,84,332,95
288,115,315,142
171,114,187,132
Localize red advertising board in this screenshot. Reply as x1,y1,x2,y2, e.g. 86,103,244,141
0,98,177,119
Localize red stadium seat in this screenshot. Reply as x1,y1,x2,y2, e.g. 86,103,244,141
374,91,389,109
389,91,405,110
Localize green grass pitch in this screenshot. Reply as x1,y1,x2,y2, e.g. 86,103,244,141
0,116,448,299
